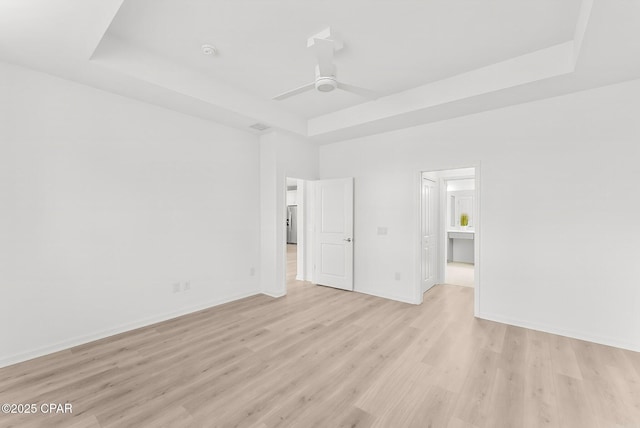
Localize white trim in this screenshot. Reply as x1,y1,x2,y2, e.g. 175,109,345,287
437,177,447,286
478,311,640,353
282,172,293,297
0,289,261,369
305,180,317,283
414,172,424,304
262,290,287,298
356,288,420,305
473,163,481,317
295,180,305,281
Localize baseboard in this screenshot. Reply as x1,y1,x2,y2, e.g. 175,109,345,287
478,311,640,353
355,288,419,305
262,290,286,298
0,289,261,369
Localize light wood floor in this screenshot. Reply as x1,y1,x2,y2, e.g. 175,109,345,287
2,260,640,427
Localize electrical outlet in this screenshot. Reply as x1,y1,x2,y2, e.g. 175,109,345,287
173,283,181,293
250,267,256,276
394,272,401,281
183,281,191,291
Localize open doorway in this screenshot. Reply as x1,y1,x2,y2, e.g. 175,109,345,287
420,167,479,311
283,176,354,293
286,177,303,287
444,176,475,287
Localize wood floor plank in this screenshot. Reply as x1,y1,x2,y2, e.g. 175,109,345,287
605,364,640,422
405,385,458,428
332,406,375,428
1,249,639,427
554,373,600,428
485,368,525,428
548,334,583,380
522,330,560,428
450,347,500,427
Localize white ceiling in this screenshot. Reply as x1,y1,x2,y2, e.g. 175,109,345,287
107,0,582,119
1,0,640,143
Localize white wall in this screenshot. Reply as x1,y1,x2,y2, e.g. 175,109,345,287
0,61,261,366
259,131,318,297
320,78,640,351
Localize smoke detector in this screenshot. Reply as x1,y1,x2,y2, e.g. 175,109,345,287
249,123,270,131
201,44,217,56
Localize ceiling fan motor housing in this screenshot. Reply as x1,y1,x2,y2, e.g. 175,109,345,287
315,76,338,92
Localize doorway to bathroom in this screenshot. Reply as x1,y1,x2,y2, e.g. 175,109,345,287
444,176,475,287
419,166,479,312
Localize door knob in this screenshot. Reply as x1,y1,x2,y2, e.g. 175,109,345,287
344,238,352,242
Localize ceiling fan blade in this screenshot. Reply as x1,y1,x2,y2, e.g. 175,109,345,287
272,82,315,100
313,38,335,77
337,82,379,99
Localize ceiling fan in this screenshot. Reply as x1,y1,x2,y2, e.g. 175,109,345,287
273,28,378,101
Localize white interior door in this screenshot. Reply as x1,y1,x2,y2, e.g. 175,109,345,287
314,178,354,291
422,177,438,292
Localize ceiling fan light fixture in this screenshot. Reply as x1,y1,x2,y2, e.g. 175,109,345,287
315,76,337,92
272,29,377,101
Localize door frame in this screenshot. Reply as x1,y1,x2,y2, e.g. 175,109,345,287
415,164,481,317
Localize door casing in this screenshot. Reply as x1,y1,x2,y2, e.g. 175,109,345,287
415,164,481,316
